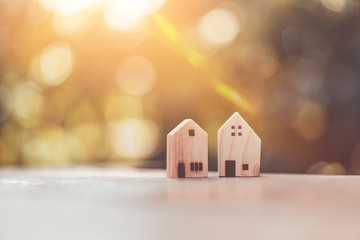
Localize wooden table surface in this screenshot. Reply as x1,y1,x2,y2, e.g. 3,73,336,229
0,167,360,240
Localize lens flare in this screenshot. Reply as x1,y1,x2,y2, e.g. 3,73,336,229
152,13,256,115
214,81,255,114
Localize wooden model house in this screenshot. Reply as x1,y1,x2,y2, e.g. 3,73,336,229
167,119,208,178
218,112,261,177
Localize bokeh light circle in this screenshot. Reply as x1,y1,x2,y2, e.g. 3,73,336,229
53,12,92,35
104,0,165,32
307,161,346,175
40,42,74,86
12,84,43,121
295,101,327,140
109,118,160,160
321,0,345,12
198,6,243,48
116,56,156,95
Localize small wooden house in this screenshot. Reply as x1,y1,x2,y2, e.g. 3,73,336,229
167,119,208,178
218,112,261,177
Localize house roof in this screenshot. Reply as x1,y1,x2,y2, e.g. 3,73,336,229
218,112,259,138
168,119,207,136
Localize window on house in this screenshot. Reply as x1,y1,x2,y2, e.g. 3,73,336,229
190,162,203,172
231,125,242,137
189,129,195,136
242,164,249,170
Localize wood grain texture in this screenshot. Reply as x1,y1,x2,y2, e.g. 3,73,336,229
167,119,208,178
218,112,261,177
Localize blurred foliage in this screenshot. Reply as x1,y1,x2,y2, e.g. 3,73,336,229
0,0,360,174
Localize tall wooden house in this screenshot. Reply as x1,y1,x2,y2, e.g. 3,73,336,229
218,112,261,177
167,119,208,178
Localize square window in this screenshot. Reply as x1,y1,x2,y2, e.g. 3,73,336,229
199,162,203,171
238,125,242,129
231,132,235,136
242,164,249,170
189,129,195,136
231,126,235,129
191,162,194,171
195,162,199,171
238,132,242,136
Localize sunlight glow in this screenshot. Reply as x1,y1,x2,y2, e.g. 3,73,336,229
104,0,165,32
55,0,90,16
38,0,98,16
53,12,92,35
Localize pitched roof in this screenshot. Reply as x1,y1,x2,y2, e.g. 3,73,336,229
218,112,259,138
168,119,207,136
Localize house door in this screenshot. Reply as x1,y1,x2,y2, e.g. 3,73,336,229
225,160,236,177
178,163,185,178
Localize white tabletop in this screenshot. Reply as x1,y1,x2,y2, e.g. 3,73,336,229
0,167,359,240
